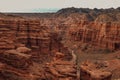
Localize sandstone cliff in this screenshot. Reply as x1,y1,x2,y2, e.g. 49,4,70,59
0,7,120,80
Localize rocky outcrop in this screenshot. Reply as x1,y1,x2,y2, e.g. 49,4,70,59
80,61,112,80
80,59,120,80
0,62,29,80
0,47,33,80
44,52,77,80
16,47,31,53
0,19,72,61
0,48,32,70
69,21,120,51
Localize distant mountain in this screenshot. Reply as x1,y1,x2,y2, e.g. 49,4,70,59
31,8,60,13
55,7,120,21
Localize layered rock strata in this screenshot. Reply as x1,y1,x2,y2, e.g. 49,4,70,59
44,52,77,80
69,21,120,50
0,7,120,80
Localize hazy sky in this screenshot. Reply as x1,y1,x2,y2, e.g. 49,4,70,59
0,0,120,12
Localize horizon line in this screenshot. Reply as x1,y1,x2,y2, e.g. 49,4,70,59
1,7,120,13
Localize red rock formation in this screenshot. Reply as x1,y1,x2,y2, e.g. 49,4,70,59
80,59,120,80
80,61,112,80
0,7,120,80
0,49,32,70
69,21,120,51
0,19,72,62
44,52,77,80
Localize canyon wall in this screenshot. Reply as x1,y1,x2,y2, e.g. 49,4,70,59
0,18,72,80
0,7,120,80
0,18,72,61
69,21,120,50
1,7,120,52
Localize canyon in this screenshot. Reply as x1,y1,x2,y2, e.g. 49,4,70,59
0,7,120,80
